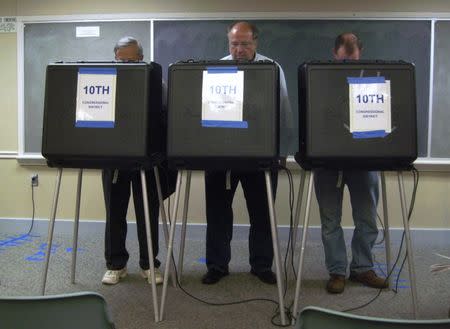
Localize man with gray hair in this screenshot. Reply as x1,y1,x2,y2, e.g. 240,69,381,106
113,36,144,59
101,36,175,285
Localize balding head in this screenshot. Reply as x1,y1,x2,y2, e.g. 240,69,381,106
333,32,362,60
227,21,258,61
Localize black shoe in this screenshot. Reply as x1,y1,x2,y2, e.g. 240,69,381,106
250,269,277,285
201,269,229,284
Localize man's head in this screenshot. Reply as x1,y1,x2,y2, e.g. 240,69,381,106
333,33,362,60
227,21,258,61
114,36,143,61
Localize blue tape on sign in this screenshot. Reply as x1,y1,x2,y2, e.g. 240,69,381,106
201,120,248,128
207,66,238,73
75,121,115,128
353,130,388,139
347,76,385,84
79,67,117,75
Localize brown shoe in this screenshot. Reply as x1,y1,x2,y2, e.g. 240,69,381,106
349,270,388,289
326,274,345,294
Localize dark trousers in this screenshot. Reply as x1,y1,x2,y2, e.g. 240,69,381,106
204,169,278,273
103,169,162,270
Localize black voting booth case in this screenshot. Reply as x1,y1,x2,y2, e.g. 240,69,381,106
42,62,164,169
39,62,168,315
167,60,280,170
161,61,289,324
297,61,417,171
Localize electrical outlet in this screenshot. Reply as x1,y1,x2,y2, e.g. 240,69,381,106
31,174,39,187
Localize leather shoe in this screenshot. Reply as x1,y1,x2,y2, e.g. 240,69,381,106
349,270,388,289
326,274,345,294
250,269,277,284
201,269,228,284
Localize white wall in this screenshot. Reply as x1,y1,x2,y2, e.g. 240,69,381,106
0,0,449,230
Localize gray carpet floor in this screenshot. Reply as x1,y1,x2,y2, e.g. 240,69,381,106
0,227,449,328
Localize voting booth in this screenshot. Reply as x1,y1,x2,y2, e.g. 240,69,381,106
42,62,164,169
291,60,420,321
296,60,417,170
160,60,288,324
40,62,166,321
167,60,280,170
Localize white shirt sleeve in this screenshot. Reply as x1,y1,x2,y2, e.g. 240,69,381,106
278,65,294,157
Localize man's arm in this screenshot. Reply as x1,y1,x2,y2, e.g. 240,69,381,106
278,65,294,159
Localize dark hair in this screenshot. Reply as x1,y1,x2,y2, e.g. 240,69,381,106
114,36,143,58
334,32,363,53
227,21,259,40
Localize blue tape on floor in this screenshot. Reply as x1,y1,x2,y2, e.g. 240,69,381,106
0,234,36,253
26,243,61,262
375,263,402,272
197,257,206,264
65,247,85,253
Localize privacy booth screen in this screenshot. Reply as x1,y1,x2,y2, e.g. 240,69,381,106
42,62,164,169
167,60,280,170
296,60,417,171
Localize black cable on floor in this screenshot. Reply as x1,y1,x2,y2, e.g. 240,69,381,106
165,165,296,327
168,232,294,327
342,168,420,312
392,168,419,293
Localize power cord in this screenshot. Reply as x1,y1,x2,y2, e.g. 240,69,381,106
282,166,298,280
160,167,419,319
342,168,420,312
163,166,296,327
26,183,36,236
392,168,419,293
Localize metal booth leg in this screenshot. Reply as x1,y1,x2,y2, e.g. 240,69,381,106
70,169,83,284
177,170,192,282
264,170,287,326
292,171,314,324
153,166,177,287
380,172,392,288
160,170,184,321
40,167,63,295
154,166,170,247
397,171,419,318
291,169,306,267
140,169,159,322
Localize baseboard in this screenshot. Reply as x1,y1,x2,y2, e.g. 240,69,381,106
1,217,449,246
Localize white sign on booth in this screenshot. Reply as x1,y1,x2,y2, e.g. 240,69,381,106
201,66,247,128
75,67,117,128
348,76,392,138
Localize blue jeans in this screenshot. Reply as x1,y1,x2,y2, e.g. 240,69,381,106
314,169,379,276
